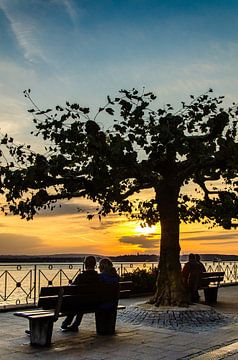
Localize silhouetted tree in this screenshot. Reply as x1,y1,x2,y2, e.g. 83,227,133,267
1,88,238,305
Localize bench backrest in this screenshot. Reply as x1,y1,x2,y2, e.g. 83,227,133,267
38,281,132,319
200,271,225,287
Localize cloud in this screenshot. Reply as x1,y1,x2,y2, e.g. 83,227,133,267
181,232,238,242
44,244,104,255
36,202,127,230
0,233,43,254
0,95,30,135
181,230,207,235
36,203,92,217
62,0,78,24
201,241,238,246
90,219,126,230
0,59,46,145
0,0,48,63
119,235,160,249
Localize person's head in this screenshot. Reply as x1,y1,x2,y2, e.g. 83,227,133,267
99,258,112,273
195,254,201,262
84,255,97,270
188,253,196,261
99,257,118,276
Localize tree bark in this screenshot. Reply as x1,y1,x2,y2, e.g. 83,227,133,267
150,179,189,306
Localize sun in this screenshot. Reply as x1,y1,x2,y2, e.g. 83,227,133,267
135,224,156,235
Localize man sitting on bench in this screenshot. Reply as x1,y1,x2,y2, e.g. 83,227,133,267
182,253,202,303
60,255,99,332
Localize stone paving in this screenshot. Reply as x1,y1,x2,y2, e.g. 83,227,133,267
118,302,234,333
0,286,237,359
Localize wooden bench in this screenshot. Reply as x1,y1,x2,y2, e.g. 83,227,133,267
14,281,132,346
199,271,225,303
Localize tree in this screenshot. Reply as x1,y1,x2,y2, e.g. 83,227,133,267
0,88,238,306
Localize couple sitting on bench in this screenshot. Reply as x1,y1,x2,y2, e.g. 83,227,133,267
60,256,119,332
182,253,206,303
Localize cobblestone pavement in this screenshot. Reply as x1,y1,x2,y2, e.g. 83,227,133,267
0,286,237,359
118,303,234,333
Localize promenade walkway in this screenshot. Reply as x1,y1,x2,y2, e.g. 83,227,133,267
0,286,237,360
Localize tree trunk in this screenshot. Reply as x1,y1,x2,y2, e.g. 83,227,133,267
150,180,189,306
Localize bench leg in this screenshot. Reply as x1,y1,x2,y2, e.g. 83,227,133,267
95,310,117,335
204,287,218,304
29,318,54,346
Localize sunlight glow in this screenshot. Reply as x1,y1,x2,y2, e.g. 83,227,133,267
135,225,156,235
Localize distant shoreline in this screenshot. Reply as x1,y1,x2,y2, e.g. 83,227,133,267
0,253,238,263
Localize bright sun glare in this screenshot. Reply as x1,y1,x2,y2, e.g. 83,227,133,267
135,225,156,235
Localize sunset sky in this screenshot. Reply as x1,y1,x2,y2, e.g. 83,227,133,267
0,0,238,256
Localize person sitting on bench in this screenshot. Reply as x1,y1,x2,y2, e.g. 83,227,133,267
98,258,120,309
195,254,206,273
182,253,201,303
60,255,99,332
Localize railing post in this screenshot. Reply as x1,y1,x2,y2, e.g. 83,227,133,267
234,262,237,282
33,264,37,305
4,271,7,301
60,269,62,286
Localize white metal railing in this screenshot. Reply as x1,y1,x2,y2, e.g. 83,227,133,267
0,261,237,307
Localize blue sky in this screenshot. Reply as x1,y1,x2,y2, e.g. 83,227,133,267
0,0,238,255
1,0,238,123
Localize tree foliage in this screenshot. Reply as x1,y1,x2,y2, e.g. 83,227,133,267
0,88,237,230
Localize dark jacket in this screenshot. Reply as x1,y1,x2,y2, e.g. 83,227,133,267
99,271,119,310
73,269,99,285
182,260,201,291
99,272,120,284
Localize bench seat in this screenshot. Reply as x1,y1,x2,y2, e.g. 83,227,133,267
14,281,132,346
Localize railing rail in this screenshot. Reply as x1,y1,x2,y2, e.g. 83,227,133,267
0,261,237,307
